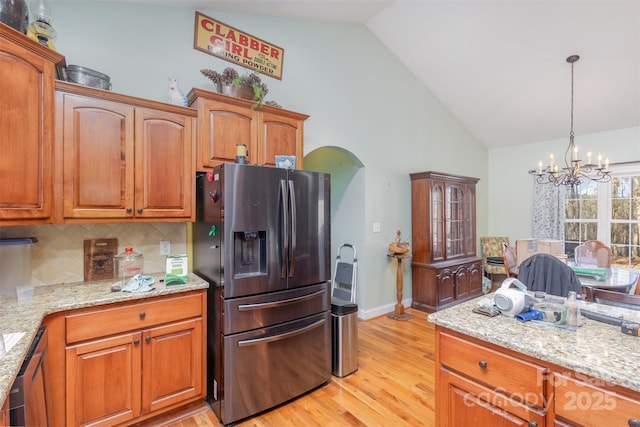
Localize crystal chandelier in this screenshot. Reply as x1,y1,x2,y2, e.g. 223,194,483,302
533,55,610,188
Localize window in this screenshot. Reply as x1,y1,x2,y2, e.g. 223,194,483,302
564,165,640,269
610,174,640,267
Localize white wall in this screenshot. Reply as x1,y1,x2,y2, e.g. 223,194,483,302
49,2,488,315
488,127,640,244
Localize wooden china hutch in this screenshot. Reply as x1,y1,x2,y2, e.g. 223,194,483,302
410,171,483,312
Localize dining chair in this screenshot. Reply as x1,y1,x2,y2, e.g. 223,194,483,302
518,253,582,297
592,288,640,311
574,240,613,268
501,242,518,278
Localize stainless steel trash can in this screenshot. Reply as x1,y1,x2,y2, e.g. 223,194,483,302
331,300,358,378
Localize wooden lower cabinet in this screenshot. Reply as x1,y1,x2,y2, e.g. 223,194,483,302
435,326,640,427
43,291,205,427
553,374,640,427
66,320,202,426
412,259,483,312
1,398,8,427
440,369,546,427
66,332,142,426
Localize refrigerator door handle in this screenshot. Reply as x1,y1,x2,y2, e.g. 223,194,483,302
279,179,289,278
236,289,326,311
236,318,325,347
288,179,296,278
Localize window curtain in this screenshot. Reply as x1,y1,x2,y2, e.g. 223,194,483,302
531,179,566,240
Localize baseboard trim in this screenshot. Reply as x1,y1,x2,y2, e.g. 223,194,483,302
357,297,412,320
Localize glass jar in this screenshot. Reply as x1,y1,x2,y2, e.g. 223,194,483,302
114,247,143,285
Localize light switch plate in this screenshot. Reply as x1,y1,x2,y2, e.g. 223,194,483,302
372,222,381,233
160,240,171,255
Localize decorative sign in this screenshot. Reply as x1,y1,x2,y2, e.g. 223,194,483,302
194,12,284,80
83,238,117,281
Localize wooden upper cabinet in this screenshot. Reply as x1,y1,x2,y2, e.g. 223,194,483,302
60,94,135,219
56,82,195,222
0,23,64,224
412,172,479,265
257,111,305,167
188,88,308,171
134,107,194,219
193,97,255,167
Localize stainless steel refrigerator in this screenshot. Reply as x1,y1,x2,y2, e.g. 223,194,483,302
193,163,331,425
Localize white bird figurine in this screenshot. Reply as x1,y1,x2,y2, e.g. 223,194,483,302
168,78,188,106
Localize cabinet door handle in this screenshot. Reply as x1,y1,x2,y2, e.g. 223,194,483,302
137,207,143,213
133,338,140,345
145,335,151,343
139,312,146,319
629,419,640,427
126,207,133,213
527,422,537,427
478,360,488,369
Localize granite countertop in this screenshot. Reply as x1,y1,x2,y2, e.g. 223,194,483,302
428,294,640,393
0,273,208,406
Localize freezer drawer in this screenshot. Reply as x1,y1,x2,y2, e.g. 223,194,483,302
223,282,329,335
221,311,331,425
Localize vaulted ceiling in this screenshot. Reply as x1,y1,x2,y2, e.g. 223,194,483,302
126,1,640,149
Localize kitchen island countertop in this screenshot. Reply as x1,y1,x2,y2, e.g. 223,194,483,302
0,273,208,407
428,294,640,393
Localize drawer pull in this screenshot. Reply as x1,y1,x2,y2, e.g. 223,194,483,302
528,422,537,427
145,335,151,343
478,360,488,369
629,420,640,427
140,312,146,319
133,338,140,345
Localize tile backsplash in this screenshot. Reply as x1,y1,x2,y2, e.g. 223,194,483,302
0,223,187,286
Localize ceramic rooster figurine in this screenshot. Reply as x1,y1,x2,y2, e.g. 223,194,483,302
168,78,188,106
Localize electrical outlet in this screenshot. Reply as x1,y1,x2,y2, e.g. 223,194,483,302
160,240,171,255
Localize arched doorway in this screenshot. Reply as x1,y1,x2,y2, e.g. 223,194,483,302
304,146,365,304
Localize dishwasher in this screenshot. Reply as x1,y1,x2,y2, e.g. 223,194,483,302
9,326,48,426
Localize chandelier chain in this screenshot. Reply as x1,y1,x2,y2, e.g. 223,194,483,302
570,59,574,140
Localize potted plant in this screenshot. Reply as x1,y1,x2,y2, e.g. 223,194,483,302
201,67,268,109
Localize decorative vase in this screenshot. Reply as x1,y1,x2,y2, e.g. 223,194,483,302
217,82,255,101
0,0,29,34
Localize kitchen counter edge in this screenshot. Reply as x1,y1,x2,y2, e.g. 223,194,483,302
427,294,640,393
0,273,208,405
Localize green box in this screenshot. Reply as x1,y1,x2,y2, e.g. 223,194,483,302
165,254,188,285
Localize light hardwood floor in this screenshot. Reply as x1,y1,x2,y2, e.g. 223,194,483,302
160,308,436,427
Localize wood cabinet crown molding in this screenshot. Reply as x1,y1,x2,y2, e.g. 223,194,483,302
56,80,197,117
187,87,309,121
0,22,65,65
410,170,480,185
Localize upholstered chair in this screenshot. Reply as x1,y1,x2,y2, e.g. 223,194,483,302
480,237,509,279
